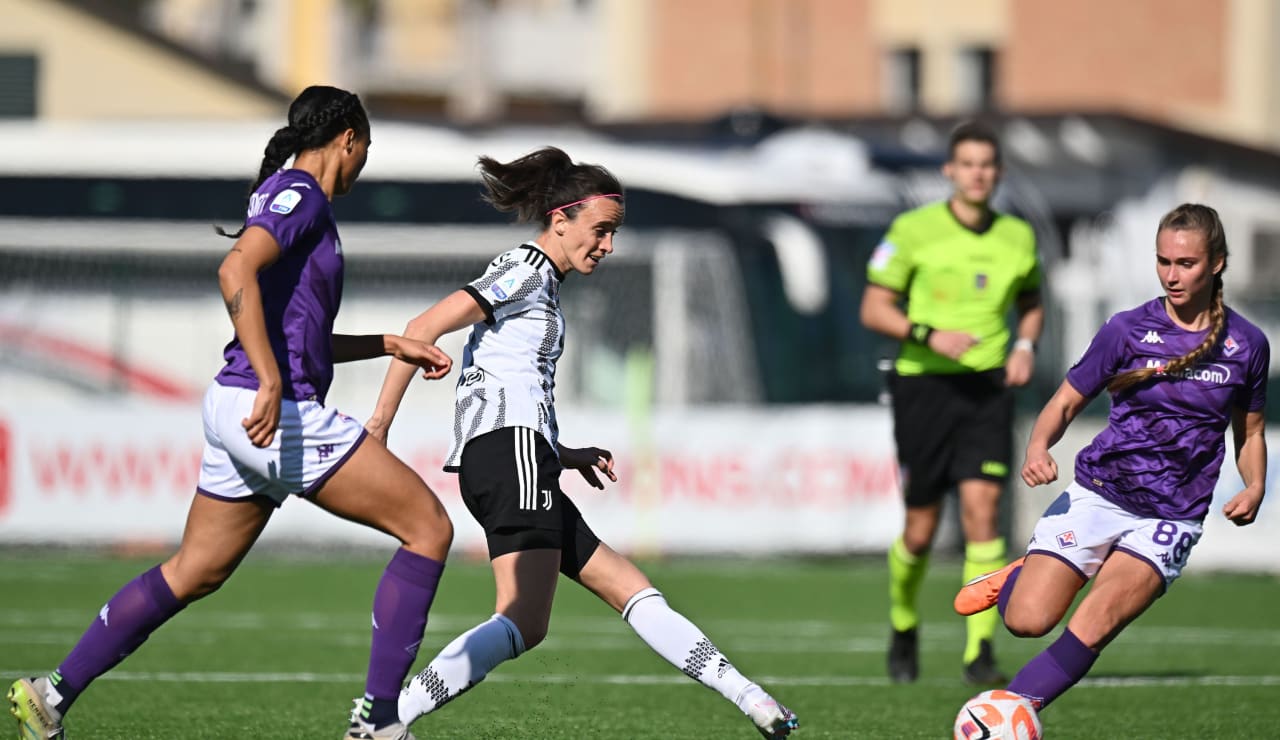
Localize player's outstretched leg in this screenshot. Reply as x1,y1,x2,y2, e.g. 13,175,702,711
622,588,799,738
10,564,187,738
344,549,446,740
8,677,63,740
397,613,526,725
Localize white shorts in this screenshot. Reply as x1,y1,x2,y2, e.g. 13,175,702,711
196,383,367,505
1026,481,1203,588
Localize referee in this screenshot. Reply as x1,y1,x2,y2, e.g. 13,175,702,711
860,121,1044,685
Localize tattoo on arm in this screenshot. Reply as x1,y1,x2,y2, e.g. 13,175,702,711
225,288,243,320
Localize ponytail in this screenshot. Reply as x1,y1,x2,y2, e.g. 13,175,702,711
216,125,301,238
477,146,623,226
217,86,369,239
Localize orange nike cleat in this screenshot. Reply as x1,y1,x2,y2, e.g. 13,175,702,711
954,557,1025,616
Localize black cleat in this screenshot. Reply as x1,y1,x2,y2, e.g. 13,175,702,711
887,627,919,683
963,639,1009,686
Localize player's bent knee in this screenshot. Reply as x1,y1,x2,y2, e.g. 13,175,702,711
1002,606,1056,638
401,516,453,556
504,612,550,650
392,490,454,551
164,562,234,603
519,624,548,651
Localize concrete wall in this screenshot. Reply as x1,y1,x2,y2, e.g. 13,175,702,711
0,0,278,119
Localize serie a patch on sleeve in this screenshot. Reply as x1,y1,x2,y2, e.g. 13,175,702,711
489,276,517,301
269,189,303,215
869,241,896,270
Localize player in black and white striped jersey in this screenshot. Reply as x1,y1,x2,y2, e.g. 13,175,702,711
367,146,798,739
445,240,565,473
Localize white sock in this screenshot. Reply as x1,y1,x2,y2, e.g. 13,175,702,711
622,588,758,714
398,613,525,724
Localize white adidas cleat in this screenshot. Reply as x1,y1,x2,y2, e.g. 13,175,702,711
747,696,799,739
342,697,416,740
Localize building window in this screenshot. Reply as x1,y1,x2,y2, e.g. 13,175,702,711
1250,225,1280,295
884,48,921,113
956,46,996,111
0,54,37,118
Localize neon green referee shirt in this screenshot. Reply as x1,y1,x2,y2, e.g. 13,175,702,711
867,201,1041,376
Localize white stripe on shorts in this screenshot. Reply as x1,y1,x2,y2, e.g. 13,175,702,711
525,428,538,510
515,427,538,511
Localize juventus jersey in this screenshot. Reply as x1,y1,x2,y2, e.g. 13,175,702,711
444,242,566,471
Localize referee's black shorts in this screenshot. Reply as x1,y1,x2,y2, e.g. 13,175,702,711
888,369,1013,507
457,426,601,578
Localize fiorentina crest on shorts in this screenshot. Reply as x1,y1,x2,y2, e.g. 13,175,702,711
1055,531,1077,549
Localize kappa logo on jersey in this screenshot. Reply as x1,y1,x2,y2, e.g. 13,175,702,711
1141,330,1164,344
1056,531,1077,549
869,241,896,270
1223,335,1240,357
269,189,302,214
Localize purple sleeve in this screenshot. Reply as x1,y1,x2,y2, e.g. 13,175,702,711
245,186,323,252
1240,332,1270,412
1065,314,1128,398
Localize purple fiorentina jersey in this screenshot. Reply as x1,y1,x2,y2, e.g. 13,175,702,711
214,169,344,404
1066,298,1270,521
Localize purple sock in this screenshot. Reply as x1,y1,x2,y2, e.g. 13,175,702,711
54,565,184,713
1007,628,1098,709
364,548,445,705
996,564,1022,620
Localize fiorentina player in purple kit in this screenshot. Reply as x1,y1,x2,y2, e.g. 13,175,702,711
953,203,1269,718
8,86,454,740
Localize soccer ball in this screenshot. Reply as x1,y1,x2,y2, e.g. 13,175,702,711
953,689,1043,740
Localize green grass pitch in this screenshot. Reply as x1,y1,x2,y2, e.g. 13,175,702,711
2,552,1277,738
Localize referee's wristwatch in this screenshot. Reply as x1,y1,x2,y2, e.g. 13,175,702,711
1012,337,1036,353
908,323,934,345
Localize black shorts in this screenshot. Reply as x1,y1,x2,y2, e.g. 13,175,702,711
457,426,601,578
889,369,1013,507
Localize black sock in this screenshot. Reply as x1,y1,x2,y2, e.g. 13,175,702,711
48,671,80,716
365,695,400,728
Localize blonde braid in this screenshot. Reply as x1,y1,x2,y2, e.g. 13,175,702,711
1163,282,1225,378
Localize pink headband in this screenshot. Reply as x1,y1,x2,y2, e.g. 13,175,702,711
546,193,623,215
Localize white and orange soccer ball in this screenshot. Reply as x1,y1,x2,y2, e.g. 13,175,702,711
953,689,1043,740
